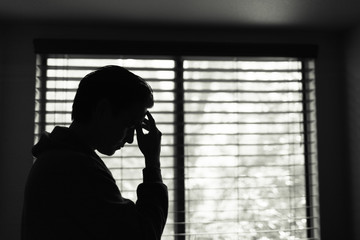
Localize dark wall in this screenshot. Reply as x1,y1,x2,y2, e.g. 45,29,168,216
344,26,360,240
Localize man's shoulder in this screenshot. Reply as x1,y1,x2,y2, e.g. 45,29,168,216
33,148,97,174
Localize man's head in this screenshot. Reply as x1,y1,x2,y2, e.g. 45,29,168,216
72,65,154,123
71,65,154,155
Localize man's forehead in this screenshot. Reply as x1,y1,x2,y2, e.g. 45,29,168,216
128,106,147,122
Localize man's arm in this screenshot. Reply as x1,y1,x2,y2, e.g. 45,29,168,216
135,111,168,239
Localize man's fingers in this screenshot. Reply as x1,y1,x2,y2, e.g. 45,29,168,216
137,120,152,136
146,111,155,124
135,124,144,136
143,112,157,132
141,119,151,130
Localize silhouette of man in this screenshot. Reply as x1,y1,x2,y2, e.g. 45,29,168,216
22,66,168,240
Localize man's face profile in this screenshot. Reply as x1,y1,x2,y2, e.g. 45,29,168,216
93,101,147,156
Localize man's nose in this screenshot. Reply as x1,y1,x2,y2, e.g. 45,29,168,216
125,129,135,144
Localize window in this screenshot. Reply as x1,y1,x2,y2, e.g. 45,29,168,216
34,41,320,240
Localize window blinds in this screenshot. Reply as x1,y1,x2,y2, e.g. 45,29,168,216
181,57,319,240
34,54,319,240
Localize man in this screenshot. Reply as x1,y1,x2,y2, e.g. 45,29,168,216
22,66,168,240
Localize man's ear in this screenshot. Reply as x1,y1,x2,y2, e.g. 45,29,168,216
92,99,112,125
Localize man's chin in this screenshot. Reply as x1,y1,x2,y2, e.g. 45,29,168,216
97,147,118,156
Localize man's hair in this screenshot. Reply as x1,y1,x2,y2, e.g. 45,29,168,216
72,65,154,123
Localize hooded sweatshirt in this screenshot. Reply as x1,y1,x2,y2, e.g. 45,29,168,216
22,127,168,240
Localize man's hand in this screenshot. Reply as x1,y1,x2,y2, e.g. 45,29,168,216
136,111,162,168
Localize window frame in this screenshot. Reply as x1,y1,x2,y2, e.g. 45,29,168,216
34,39,319,240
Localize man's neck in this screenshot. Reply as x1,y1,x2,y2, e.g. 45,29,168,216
69,121,96,151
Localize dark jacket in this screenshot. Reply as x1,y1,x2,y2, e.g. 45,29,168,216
22,127,168,240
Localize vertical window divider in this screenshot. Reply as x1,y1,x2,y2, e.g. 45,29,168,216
174,56,186,240
301,59,315,239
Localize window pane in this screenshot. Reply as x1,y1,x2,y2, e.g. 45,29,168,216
183,58,315,240
37,55,177,237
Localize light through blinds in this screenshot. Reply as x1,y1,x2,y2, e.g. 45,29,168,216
34,54,319,240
